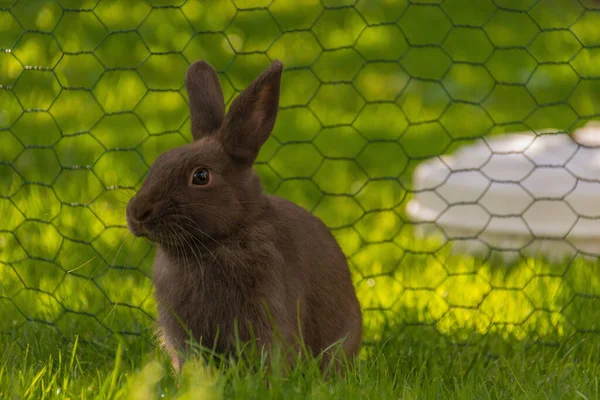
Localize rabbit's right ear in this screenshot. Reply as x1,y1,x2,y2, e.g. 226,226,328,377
185,61,226,141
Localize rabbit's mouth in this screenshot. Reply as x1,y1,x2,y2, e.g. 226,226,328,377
132,227,169,247
127,216,164,244
126,208,206,249
127,210,169,244
127,215,149,238
134,222,185,249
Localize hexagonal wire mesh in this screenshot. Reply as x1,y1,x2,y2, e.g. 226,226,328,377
0,0,599,356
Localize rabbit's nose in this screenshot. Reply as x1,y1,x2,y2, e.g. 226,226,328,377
126,197,154,237
136,205,155,222
138,207,153,221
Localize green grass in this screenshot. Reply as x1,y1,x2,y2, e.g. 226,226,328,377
2,325,599,399
1,239,599,399
1,230,599,399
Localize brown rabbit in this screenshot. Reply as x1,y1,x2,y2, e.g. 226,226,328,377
126,59,362,374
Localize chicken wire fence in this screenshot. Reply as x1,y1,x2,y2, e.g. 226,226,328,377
0,0,599,355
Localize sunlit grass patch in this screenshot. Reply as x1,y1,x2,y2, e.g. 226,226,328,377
1,327,598,399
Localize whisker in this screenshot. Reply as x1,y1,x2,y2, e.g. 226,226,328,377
112,189,135,201
83,229,128,292
143,211,242,273
169,225,192,280
174,224,207,292
177,215,228,249
177,228,193,280
67,255,99,274
174,225,195,273
102,220,128,228
178,220,241,274
102,233,136,323
177,201,268,207
176,223,209,268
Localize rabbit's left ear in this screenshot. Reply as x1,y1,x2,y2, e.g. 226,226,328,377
220,60,283,165
185,60,226,141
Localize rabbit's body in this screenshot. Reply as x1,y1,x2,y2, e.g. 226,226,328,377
126,59,362,373
154,193,361,369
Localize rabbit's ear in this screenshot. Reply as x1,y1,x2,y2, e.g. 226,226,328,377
185,61,226,141
220,59,283,165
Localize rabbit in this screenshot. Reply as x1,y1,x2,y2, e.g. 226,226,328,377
125,59,362,375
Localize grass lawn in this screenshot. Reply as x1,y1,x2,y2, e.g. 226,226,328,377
1,236,599,399
1,326,599,399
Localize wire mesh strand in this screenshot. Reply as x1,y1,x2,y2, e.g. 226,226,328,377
0,0,599,353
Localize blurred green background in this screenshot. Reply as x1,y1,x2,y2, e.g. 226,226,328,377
0,0,599,357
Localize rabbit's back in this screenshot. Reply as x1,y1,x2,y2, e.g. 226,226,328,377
267,194,363,356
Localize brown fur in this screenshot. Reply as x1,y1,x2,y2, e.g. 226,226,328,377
126,59,362,374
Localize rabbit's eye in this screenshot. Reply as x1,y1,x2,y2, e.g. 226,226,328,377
191,168,210,186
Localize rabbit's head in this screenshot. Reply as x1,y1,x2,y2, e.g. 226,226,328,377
126,60,283,245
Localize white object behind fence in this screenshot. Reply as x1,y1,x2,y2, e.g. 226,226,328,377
406,122,600,260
